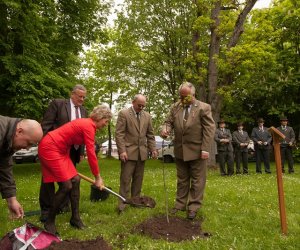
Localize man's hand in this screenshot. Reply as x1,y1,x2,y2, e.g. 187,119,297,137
6,197,24,219
151,150,158,159
120,152,128,162
201,151,209,160
258,141,263,145
160,129,169,139
80,155,84,162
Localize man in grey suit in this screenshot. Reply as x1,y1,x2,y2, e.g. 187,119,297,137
277,116,295,173
215,119,234,176
251,118,272,173
161,82,215,220
39,84,88,222
232,122,250,174
115,94,157,213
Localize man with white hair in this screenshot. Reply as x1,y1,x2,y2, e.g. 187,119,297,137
0,116,43,219
161,82,215,220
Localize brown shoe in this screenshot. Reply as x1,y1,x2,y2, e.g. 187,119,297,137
187,210,197,220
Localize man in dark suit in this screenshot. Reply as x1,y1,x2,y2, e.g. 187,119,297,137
232,122,250,174
251,118,272,173
215,119,234,176
277,116,295,173
39,84,88,222
115,94,157,213
161,82,215,220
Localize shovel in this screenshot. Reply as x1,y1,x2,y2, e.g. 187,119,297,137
78,173,155,208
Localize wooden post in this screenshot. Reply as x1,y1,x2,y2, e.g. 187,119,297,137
268,126,287,235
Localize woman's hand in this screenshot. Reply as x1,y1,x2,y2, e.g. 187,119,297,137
94,175,104,190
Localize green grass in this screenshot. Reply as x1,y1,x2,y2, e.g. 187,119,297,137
1,158,299,249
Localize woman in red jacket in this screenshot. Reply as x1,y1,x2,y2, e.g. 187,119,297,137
38,104,112,234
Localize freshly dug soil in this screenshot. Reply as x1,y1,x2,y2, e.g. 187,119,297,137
133,215,211,242
128,196,156,208
42,237,112,250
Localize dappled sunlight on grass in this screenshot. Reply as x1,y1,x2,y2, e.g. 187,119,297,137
0,160,299,249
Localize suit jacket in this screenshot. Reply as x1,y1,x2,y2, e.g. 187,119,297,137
163,100,215,161
41,99,88,162
215,128,234,152
0,116,21,198
115,107,156,161
251,126,272,149
232,130,250,152
277,126,295,147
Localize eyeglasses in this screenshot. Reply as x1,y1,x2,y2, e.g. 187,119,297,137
73,92,86,100
137,104,145,109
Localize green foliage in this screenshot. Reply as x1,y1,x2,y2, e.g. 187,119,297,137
0,0,111,119
0,159,299,249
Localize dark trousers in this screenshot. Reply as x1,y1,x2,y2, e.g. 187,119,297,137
39,146,79,216
280,146,294,173
255,148,271,173
235,150,248,173
218,151,234,175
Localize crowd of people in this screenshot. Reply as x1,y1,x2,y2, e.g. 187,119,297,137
0,81,297,235
215,117,296,176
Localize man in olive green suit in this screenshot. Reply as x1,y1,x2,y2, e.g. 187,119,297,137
161,82,215,220
115,94,157,213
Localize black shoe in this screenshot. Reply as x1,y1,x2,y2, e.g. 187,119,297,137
236,171,241,175
256,171,262,174
282,169,285,173
187,210,197,220
265,171,271,174
70,218,85,229
288,170,294,174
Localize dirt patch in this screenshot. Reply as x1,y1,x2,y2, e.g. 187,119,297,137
42,237,112,250
128,196,156,208
133,215,211,242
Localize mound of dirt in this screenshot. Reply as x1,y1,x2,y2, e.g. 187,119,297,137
128,196,156,208
42,237,112,250
133,215,211,242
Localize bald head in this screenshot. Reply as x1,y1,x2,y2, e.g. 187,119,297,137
13,119,43,151
132,94,146,113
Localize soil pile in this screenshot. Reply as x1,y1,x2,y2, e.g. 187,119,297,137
133,215,211,242
128,196,156,208
42,237,112,250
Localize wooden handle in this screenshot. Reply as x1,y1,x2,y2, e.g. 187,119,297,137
78,172,94,184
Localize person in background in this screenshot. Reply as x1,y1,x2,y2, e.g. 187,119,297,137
232,122,250,174
0,116,43,219
38,105,112,234
115,94,157,214
161,82,215,220
215,119,234,176
251,118,272,174
39,84,88,222
277,116,295,173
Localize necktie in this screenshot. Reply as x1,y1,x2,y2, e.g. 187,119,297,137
184,106,189,124
75,106,80,119
136,112,140,127
74,106,80,150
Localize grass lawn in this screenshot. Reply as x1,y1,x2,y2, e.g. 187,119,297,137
0,158,299,249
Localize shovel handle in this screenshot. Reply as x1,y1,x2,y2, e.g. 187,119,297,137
77,172,126,202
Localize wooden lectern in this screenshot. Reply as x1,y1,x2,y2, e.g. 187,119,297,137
268,126,287,235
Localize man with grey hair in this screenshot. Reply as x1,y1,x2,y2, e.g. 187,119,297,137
115,94,157,213
0,116,43,219
39,84,88,222
161,82,215,219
